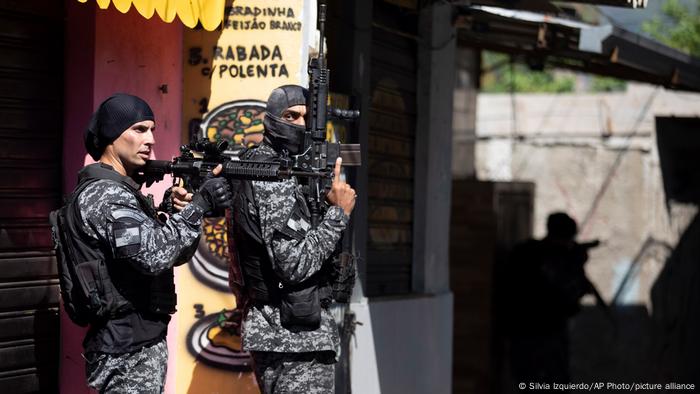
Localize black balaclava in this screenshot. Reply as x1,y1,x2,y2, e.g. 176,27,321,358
263,85,308,155
84,93,155,160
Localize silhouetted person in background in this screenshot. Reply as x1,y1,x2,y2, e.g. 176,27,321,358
502,212,596,389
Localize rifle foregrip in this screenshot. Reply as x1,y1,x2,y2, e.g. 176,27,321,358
222,161,282,181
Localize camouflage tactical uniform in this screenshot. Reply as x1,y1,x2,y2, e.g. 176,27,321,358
238,144,348,393
76,163,203,393
85,338,168,393
252,351,336,394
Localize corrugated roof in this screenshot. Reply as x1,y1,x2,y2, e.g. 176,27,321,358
455,4,700,92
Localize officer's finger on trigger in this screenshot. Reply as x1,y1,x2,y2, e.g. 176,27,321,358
212,164,223,177
333,157,342,184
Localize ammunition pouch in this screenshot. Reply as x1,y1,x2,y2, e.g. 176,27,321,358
279,280,322,332
329,252,356,303
76,258,132,319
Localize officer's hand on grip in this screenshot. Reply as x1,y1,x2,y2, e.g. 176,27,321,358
170,186,192,213
326,158,356,216
191,164,232,214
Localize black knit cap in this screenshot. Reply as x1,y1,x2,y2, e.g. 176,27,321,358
84,93,155,160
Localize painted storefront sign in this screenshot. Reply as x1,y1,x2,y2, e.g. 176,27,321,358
175,1,314,392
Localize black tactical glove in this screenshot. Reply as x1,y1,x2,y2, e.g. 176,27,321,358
191,177,232,214
158,187,175,214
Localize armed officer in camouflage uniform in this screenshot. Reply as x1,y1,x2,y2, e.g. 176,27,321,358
232,85,357,393
57,94,231,393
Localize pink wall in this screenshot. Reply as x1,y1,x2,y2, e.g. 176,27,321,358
93,5,184,167
62,1,183,392
62,2,183,189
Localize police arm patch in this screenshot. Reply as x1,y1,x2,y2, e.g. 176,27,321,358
112,220,142,258
277,202,311,240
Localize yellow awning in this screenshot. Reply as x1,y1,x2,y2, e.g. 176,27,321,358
78,0,225,31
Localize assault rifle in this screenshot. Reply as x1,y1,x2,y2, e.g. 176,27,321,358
137,3,361,218
573,239,617,331
137,138,360,192
296,3,359,227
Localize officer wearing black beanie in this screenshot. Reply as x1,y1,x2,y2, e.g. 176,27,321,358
51,93,233,393
84,93,155,161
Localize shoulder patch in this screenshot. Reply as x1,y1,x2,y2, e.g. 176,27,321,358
277,199,311,240
287,216,311,233
113,220,142,258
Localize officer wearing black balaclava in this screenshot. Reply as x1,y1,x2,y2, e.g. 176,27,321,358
262,84,309,155
50,93,232,393
229,85,357,393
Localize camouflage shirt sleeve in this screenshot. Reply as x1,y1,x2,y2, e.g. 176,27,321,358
78,179,203,275
253,179,349,285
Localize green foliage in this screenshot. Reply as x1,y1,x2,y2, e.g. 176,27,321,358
480,51,575,93
590,76,627,92
642,0,700,56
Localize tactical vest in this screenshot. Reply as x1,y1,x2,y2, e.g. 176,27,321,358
232,146,356,332
231,147,288,304
50,163,176,327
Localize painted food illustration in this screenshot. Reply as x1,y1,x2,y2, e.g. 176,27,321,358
190,217,230,292
187,309,251,370
201,100,266,150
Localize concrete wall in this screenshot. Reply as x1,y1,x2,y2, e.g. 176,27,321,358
471,83,700,383
351,293,454,394
452,48,479,179
412,2,455,295
61,2,183,393
473,83,700,306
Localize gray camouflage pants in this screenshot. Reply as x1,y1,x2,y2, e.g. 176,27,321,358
252,351,336,394
85,339,168,394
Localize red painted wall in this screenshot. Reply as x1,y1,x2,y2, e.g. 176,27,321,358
93,5,184,168
61,1,183,392
62,0,95,194
63,2,183,189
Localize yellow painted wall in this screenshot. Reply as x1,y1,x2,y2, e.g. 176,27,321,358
176,1,310,393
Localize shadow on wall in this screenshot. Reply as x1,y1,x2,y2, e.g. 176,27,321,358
451,117,700,393
569,213,700,388
569,305,654,385
651,117,700,387
650,212,700,387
